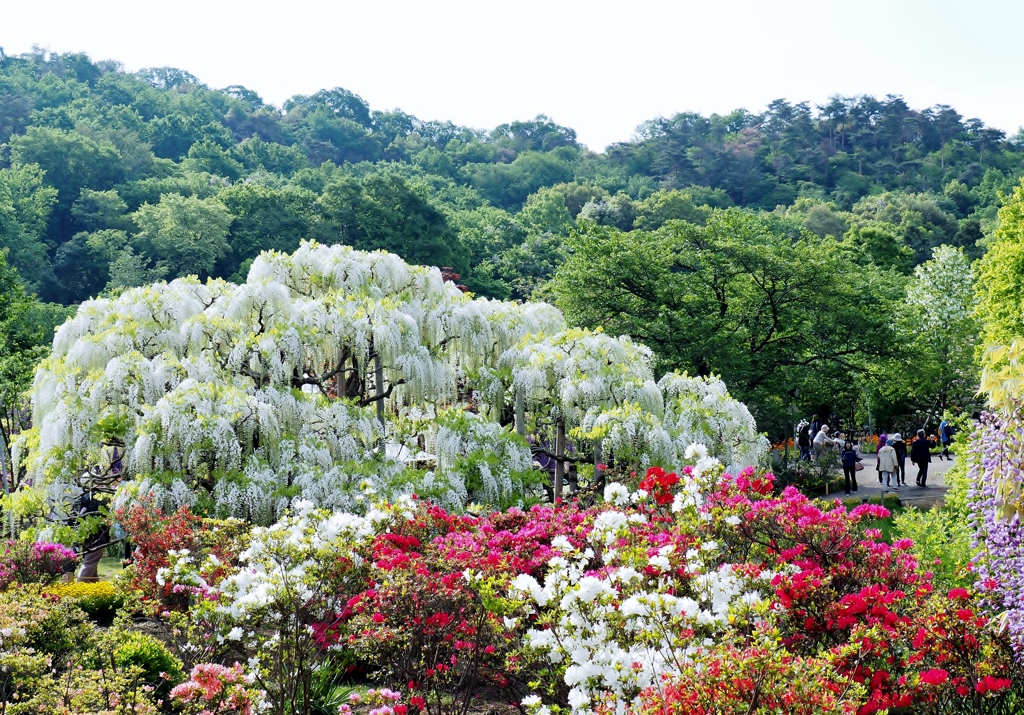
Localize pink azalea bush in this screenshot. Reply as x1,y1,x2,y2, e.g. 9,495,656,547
170,662,266,715
0,539,77,589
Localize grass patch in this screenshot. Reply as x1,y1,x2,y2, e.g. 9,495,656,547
97,556,123,581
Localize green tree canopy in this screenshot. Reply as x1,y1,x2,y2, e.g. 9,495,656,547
216,182,317,280
0,164,57,295
552,210,905,433
976,179,1024,349
9,126,127,245
130,193,233,279
315,173,468,274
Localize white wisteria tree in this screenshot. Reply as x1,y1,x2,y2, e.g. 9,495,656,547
13,241,768,526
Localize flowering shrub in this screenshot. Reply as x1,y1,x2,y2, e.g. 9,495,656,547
189,500,377,715
905,588,1021,713
340,687,417,715
142,447,1023,715
347,505,521,715
625,643,863,715
506,466,1022,715
115,500,243,613
0,539,77,589
45,579,124,622
170,662,267,715
115,500,205,610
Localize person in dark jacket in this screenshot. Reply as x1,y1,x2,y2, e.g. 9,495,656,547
810,415,821,442
840,441,861,495
911,429,935,486
891,433,908,486
797,420,812,461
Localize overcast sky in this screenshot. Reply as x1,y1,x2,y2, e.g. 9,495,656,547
3,0,1023,151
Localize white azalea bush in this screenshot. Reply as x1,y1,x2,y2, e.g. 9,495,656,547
505,455,775,715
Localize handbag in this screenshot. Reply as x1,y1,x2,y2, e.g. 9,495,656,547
854,462,864,472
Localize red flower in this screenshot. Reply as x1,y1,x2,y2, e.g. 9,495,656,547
919,669,948,686
976,676,1012,694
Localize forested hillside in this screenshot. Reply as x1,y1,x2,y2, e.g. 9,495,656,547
1,48,1020,304
1,47,1019,432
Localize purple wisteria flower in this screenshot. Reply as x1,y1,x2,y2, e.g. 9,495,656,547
968,412,1024,656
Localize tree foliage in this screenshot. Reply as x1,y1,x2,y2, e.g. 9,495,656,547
976,179,1024,350
0,48,1017,307
552,210,904,433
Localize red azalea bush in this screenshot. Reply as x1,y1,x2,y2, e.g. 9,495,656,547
116,500,205,610
338,501,618,715
646,470,1023,715
628,644,861,715
116,499,243,612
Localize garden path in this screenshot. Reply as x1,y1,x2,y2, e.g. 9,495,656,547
834,450,956,509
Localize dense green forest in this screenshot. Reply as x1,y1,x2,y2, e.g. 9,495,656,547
1,47,1018,433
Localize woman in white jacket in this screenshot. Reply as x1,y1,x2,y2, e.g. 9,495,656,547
812,425,842,462
876,437,900,490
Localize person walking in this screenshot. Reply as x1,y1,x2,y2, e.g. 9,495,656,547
939,416,954,460
877,436,899,490
911,429,935,486
891,433,908,486
797,420,812,461
810,415,822,442
875,433,888,483
840,440,861,495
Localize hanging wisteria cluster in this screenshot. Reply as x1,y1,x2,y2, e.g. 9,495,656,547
968,411,1024,655
13,241,768,524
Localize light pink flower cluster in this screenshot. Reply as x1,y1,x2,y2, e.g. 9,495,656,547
170,662,263,715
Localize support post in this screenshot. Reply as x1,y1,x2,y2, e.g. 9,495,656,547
554,420,565,501
0,431,12,539
374,354,385,427
515,388,525,437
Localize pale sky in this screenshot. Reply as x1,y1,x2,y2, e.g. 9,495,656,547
3,0,1024,151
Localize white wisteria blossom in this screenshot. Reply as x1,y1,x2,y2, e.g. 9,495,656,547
15,243,565,521
14,242,768,526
